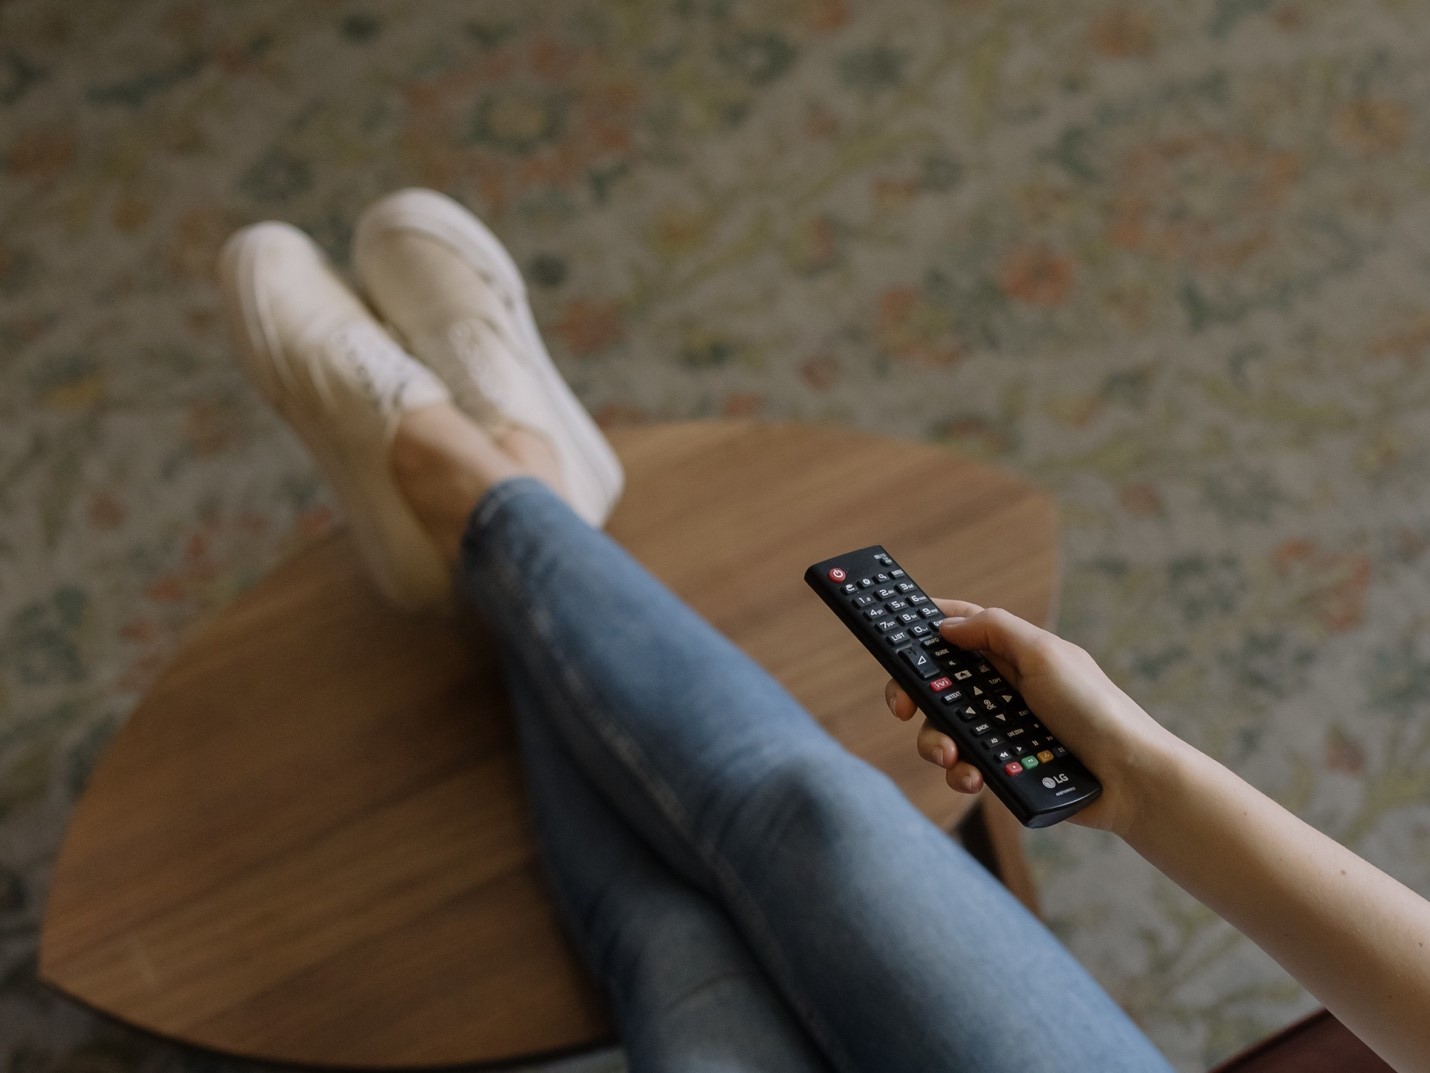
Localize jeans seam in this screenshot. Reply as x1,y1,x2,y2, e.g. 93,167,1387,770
474,485,860,1073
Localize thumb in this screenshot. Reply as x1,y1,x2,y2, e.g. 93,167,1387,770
939,607,1048,671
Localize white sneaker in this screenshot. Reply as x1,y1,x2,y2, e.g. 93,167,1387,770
353,188,624,528
219,221,455,612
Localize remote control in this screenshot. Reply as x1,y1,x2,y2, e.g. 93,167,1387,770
805,545,1101,828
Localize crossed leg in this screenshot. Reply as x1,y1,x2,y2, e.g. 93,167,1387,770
390,404,1175,1073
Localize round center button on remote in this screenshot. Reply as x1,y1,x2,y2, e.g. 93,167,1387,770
828,568,847,582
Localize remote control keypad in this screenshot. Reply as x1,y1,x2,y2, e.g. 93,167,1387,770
842,557,1066,774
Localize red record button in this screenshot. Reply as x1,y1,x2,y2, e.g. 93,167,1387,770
828,567,847,582
1003,761,1024,776
929,676,953,693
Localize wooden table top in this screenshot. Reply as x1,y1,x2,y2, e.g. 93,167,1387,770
39,420,1059,1068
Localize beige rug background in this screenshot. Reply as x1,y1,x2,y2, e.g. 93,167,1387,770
3,1,1429,1070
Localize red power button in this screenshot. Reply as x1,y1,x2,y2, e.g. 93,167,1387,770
828,568,847,582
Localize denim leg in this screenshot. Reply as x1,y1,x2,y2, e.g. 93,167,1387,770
508,656,834,1073
460,478,1173,1073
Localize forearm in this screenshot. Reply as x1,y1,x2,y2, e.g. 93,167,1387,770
908,606,1430,1068
1125,739,1430,1073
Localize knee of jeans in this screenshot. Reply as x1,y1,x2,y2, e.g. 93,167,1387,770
715,746,902,863
598,888,756,1004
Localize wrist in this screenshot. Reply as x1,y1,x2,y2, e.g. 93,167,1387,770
1113,726,1201,844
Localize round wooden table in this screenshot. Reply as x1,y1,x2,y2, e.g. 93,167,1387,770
40,420,1060,1068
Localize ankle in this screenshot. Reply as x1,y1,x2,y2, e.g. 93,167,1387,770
391,404,518,564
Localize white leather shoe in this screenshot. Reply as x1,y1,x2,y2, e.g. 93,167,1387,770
353,188,624,528
219,221,455,612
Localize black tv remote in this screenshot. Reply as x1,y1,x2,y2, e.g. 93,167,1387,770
805,545,1101,828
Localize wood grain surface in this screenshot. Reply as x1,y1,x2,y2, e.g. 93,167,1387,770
40,420,1060,1068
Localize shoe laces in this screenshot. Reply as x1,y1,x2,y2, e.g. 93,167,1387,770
421,315,527,420
320,321,427,414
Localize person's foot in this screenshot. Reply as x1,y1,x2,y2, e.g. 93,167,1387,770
389,402,564,567
220,221,473,611
353,187,624,528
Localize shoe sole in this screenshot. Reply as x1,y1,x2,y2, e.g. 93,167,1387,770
354,189,624,525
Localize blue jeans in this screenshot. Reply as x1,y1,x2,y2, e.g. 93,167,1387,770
458,478,1174,1073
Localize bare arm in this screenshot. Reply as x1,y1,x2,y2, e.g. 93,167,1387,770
1128,738,1430,1072
886,602,1430,1073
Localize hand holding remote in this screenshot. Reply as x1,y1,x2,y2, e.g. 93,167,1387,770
886,600,1181,837
887,608,1430,1070
807,548,1103,826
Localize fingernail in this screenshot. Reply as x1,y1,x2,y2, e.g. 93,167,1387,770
887,694,898,715
933,746,949,768
939,616,967,632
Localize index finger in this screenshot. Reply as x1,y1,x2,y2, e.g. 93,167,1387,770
884,679,917,721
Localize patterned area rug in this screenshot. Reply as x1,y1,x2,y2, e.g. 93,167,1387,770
4,1,1429,1070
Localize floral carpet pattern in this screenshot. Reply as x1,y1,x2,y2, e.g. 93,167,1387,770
3,0,1430,1070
